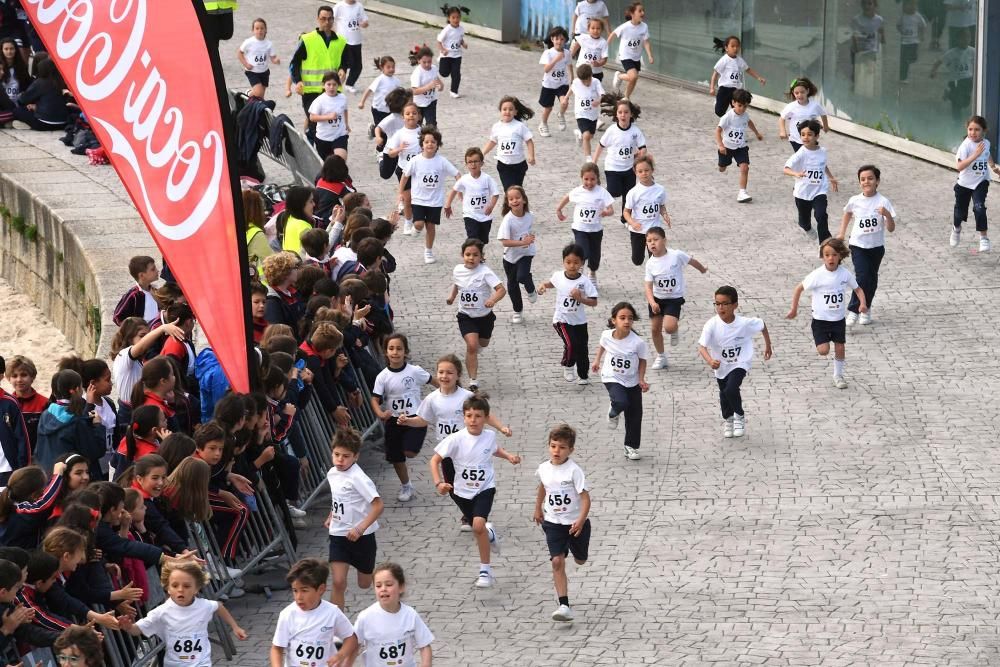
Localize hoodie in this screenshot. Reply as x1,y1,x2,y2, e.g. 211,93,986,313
34,403,105,480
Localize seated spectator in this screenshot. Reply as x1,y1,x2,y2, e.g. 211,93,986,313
12,58,69,131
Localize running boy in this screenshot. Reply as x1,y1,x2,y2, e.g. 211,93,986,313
533,424,591,623
644,226,707,370
569,64,605,162
445,147,502,244
715,88,763,203
429,395,521,588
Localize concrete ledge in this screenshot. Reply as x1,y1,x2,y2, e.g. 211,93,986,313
365,1,505,43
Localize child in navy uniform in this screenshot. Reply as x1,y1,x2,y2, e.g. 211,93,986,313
0,356,29,486
112,256,160,326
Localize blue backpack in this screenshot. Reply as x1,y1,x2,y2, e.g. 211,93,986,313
194,348,231,422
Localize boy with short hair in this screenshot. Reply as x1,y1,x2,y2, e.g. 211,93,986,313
0,357,29,486
533,424,590,623
429,395,521,588
271,558,358,667
300,228,335,279
113,255,160,325
4,355,47,453
250,283,269,344
715,88,764,204
297,323,353,429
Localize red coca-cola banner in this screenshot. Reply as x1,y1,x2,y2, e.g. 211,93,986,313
22,0,251,391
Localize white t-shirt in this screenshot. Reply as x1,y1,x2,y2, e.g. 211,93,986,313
416,387,473,442
802,265,859,321
376,113,403,146
309,93,348,142
784,146,830,200
326,462,380,537
489,120,533,165
599,122,646,172
452,263,503,318
434,428,499,499
714,54,748,89
571,77,604,121
112,346,143,406
402,154,459,207
240,37,276,73
939,46,975,81
779,99,826,139
453,173,501,222
718,108,750,150
385,125,421,166
140,286,158,323
946,0,977,27
843,192,897,248
273,600,355,667
354,603,434,667
334,1,368,45
897,12,927,45
956,138,991,189
574,0,609,34
539,47,572,89
536,459,588,525
624,182,667,234
574,34,608,75
372,363,431,417
410,65,440,107
496,211,536,262
698,315,765,379
437,24,466,59
136,598,218,667
568,184,614,232
549,271,598,325
613,21,649,62
366,74,401,113
851,14,883,54
598,329,648,387
644,249,692,299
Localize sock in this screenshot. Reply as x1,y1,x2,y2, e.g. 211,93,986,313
480,563,491,574
405,218,413,226
558,596,569,607
469,377,477,386
834,358,845,377
402,482,412,490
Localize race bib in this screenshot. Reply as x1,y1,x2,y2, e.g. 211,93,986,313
546,491,573,515
420,173,440,189
167,633,209,666
467,194,488,212
389,395,416,414
856,215,880,233
574,206,599,226
498,140,517,157
655,276,677,294
437,421,460,437
290,640,328,667
804,169,824,185
726,129,744,143
458,466,487,493
558,295,580,314
375,640,407,666
821,292,844,309
720,345,742,363
608,355,633,372
459,289,481,310
330,499,346,523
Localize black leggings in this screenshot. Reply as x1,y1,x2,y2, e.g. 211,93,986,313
714,85,736,117
572,229,603,272
605,169,636,224
554,323,590,379
439,56,462,93
341,44,363,87
503,256,535,312
795,195,830,242
605,382,642,449
496,160,528,191
717,368,747,419
628,231,648,266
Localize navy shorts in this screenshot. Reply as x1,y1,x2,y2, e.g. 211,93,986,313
605,169,636,198
621,58,642,73
457,311,496,339
718,146,750,167
811,317,846,345
410,204,442,225
542,519,591,561
244,70,270,88
328,532,377,574
451,487,495,522
383,418,427,463
576,118,597,135
539,84,570,109
648,296,685,319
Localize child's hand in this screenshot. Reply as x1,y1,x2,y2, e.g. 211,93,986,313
639,381,650,392
93,612,119,630
444,205,452,218
717,145,727,155
324,512,332,529
347,526,363,541
115,601,137,618
353,303,372,320
499,425,512,437
699,265,708,274
301,368,314,383
536,285,547,296
283,403,297,417
709,85,715,95
533,508,544,524
755,131,764,141
259,445,276,464
764,346,773,361
591,360,600,372
508,454,521,465
336,352,350,370
233,626,249,640
1,604,34,634
446,295,455,305
52,461,67,477
877,206,890,217
523,233,536,245
973,141,987,158
219,490,243,510
859,304,869,314
648,301,660,315
829,177,839,193
154,426,172,440
116,581,142,602
333,406,351,427
229,473,254,495
569,287,583,301
779,130,787,140
785,307,797,319
569,518,586,536
357,100,364,110
436,481,453,495
708,358,721,370
556,209,566,222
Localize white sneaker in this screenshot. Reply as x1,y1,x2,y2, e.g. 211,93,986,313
345,85,357,94
858,311,872,325
526,291,538,304
723,418,734,438
574,128,582,145
596,117,607,131
538,123,551,137
292,517,308,528
563,366,576,382
225,586,246,599
833,375,848,389
450,91,461,98
552,604,574,622
623,446,641,460
576,377,590,386
398,484,414,502
486,522,502,555
737,189,752,203
402,221,415,236
460,517,473,532
846,311,858,326
732,414,745,437
286,503,307,518
950,227,961,247
512,312,523,324
557,111,566,131
468,379,479,392
651,354,667,370
589,272,598,288
669,331,679,347
424,250,436,264
475,571,495,588
980,236,991,252
607,406,620,430
612,71,622,94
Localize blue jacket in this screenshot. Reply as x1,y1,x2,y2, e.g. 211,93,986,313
34,403,105,476
0,474,63,549
0,389,29,476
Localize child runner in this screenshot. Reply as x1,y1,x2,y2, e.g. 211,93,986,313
429,395,521,588
715,88,764,203
238,18,280,98
697,286,773,438
482,96,536,191
352,562,434,666
572,18,609,83
533,424,591,622
308,71,349,161
384,101,422,234
496,185,538,325
437,6,468,98
398,125,460,264
445,147,502,244
777,77,829,152
644,226,707,370
325,427,383,611
592,302,649,460
409,46,444,127
375,88,409,171
555,163,614,286
708,35,766,117
949,114,1000,251
572,0,610,38
536,243,599,384
270,558,358,667
569,64,605,162
608,2,653,99
334,0,370,93
783,119,838,242
444,239,507,391
593,97,645,225
836,164,897,325
896,0,927,84
121,561,247,667
537,26,573,138
358,56,400,137
786,238,867,389
371,334,433,502
623,155,670,266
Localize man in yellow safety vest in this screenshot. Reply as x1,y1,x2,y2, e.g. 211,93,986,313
202,0,238,53
290,5,347,142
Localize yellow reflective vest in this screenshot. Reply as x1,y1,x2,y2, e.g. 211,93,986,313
301,30,347,94
203,0,237,13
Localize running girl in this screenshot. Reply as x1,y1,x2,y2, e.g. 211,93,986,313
537,243,599,384
437,6,468,98
483,96,536,191
556,162,614,286
352,563,435,666
608,2,653,99
592,97,646,225
569,64,605,162
238,18,280,98
358,56,400,135
623,155,670,266
538,26,573,138
783,119,838,242
708,35,766,117
572,18,609,82
409,46,444,127
496,186,538,325
950,114,1000,251
398,125,459,264
778,77,828,152
384,101,422,234
308,71,349,161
